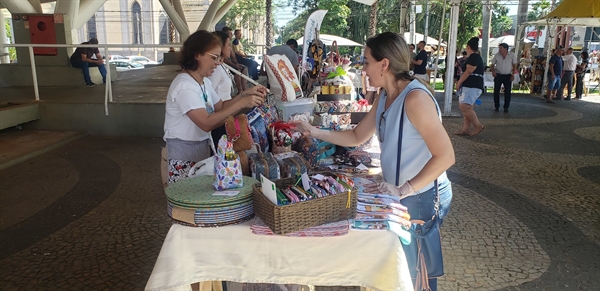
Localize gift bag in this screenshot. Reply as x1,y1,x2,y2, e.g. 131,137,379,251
225,114,253,152
264,54,303,102
238,151,250,176
271,121,301,154
258,103,279,127
213,136,244,190
247,108,270,153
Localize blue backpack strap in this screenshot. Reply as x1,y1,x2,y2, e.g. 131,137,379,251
316,141,336,160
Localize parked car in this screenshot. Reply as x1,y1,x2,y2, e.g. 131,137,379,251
108,55,127,61
125,56,161,66
109,60,145,71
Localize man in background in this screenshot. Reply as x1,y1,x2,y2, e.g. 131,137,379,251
558,47,577,100
490,43,517,112
70,37,107,87
232,29,259,80
546,46,564,103
222,27,248,92
408,44,417,71
412,41,428,82
267,39,300,70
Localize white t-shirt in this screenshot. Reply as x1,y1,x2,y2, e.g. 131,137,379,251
561,54,577,71
207,65,233,101
163,74,221,142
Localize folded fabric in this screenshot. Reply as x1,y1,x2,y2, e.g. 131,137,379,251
251,217,349,237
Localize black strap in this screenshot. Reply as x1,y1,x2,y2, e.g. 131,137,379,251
394,99,407,186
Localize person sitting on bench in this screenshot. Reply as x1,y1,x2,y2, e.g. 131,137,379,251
70,37,108,87
232,29,260,80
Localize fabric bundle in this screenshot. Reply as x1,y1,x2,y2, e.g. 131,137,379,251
250,217,349,237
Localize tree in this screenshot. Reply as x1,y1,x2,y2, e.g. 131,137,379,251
456,0,483,48
491,4,512,37
4,19,16,62
527,0,551,44
221,0,276,49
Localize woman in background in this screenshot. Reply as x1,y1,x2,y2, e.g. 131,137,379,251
575,51,589,100
455,37,485,136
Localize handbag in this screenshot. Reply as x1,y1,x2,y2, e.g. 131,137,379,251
394,93,444,291
225,114,253,152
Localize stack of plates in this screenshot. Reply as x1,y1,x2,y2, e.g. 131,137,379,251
165,175,258,227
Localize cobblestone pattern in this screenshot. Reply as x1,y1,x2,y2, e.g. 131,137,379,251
439,185,550,290
574,126,600,142
1,93,599,290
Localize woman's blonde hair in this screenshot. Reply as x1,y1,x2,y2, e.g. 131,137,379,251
366,32,434,95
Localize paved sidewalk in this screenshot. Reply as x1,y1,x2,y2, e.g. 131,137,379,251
0,93,599,290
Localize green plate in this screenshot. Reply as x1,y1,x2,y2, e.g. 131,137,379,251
165,175,258,208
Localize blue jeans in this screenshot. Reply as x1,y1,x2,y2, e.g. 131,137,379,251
235,55,259,80
400,179,453,291
71,59,107,84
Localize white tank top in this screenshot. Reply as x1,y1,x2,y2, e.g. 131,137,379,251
375,79,448,193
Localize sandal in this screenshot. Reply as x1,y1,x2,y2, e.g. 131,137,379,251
454,130,470,136
470,126,485,136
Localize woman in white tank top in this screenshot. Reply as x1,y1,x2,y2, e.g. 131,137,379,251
293,32,455,291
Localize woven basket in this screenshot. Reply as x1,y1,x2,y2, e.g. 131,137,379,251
252,175,357,235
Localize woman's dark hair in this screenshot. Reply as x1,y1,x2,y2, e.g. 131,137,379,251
581,51,589,61
466,37,479,52
212,31,229,46
366,32,434,95
179,30,222,71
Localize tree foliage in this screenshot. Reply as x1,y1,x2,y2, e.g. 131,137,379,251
220,0,276,48
5,19,16,61
491,3,512,37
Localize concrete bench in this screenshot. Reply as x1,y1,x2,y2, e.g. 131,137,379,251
0,63,117,87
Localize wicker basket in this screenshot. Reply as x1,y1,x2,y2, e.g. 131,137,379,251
252,175,357,235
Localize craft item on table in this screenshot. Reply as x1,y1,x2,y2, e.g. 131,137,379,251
213,135,244,190
312,113,332,127
225,114,253,152
292,136,319,167
281,155,310,178
329,41,340,67
250,217,349,237
248,144,281,181
238,151,250,176
165,175,257,227
270,121,301,154
351,220,389,230
317,156,335,166
288,112,311,123
247,108,270,153
258,102,279,127
252,172,357,234
352,99,372,112
347,150,372,165
315,100,353,113
187,156,214,178
264,54,303,102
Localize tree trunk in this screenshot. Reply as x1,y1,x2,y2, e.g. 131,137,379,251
265,0,273,48
369,1,378,37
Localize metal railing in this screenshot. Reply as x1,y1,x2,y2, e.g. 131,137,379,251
4,43,178,115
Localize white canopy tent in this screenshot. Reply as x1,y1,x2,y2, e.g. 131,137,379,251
403,32,447,47
489,35,533,47
297,34,363,47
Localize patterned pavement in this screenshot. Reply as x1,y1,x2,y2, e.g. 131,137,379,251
0,93,599,290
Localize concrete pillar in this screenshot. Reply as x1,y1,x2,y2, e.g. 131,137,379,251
27,0,43,13
0,0,40,13
73,0,107,30
211,0,237,28
55,0,80,44
0,10,10,63
443,0,461,115
409,0,415,44
198,0,222,31
158,0,189,41
481,0,492,65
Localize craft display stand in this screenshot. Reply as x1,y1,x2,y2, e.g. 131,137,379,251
531,56,546,95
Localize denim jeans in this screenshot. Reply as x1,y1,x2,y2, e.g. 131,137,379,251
400,179,453,291
235,55,259,80
70,59,107,84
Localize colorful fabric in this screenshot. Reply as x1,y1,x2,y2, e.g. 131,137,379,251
168,159,196,185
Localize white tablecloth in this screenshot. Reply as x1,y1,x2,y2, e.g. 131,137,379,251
145,220,413,291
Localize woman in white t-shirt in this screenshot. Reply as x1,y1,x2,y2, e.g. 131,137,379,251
164,30,267,184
